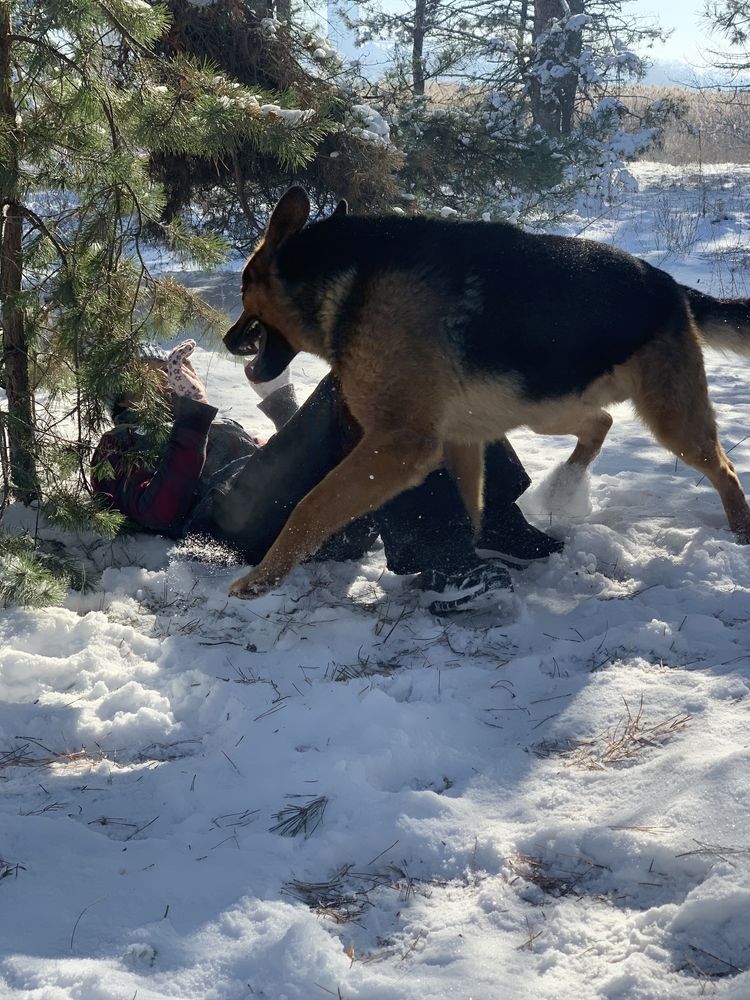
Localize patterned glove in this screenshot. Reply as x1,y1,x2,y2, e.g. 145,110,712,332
166,340,209,404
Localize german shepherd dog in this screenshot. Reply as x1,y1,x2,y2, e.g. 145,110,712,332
224,187,750,599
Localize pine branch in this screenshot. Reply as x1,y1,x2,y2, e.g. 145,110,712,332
9,33,86,76
20,206,69,257
270,796,328,838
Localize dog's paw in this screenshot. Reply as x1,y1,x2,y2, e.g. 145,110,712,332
528,461,592,520
228,571,278,600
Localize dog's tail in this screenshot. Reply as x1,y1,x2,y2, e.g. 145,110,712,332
684,285,750,356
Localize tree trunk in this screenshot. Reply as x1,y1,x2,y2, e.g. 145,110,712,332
411,0,427,96
0,9,39,504
530,0,584,138
517,0,529,77
559,0,584,137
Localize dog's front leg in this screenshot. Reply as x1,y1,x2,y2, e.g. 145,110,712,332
443,441,485,532
229,430,442,598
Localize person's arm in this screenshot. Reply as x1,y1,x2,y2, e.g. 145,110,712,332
93,395,218,534
93,340,219,534
248,364,299,431
256,383,299,431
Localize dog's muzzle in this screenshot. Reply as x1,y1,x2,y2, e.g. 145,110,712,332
224,315,263,357
223,317,298,383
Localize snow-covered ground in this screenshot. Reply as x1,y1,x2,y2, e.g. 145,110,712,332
2,164,750,999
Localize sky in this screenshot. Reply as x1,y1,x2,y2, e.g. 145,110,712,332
364,0,718,64
631,0,715,66
325,0,742,83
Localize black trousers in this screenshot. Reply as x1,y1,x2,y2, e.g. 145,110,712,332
209,374,530,574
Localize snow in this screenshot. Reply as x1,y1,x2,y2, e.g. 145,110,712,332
2,164,750,998
260,105,315,126
350,104,391,146
565,13,591,32
311,36,341,62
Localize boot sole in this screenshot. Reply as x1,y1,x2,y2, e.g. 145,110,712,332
475,545,563,568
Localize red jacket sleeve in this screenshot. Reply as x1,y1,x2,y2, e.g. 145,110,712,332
92,396,219,535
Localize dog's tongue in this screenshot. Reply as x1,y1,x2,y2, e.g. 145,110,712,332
244,358,259,383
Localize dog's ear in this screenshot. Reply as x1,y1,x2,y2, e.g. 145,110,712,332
265,187,310,251
332,199,348,217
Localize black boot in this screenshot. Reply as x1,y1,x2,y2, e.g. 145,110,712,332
415,559,514,614
476,503,564,568
376,467,479,576
479,439,563,568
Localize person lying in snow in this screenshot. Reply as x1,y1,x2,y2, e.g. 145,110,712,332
91,340,563,613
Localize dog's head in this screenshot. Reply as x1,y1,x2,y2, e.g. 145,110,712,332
224,188,348,381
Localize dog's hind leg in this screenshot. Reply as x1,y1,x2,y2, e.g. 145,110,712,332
566,409,614,469
444,441,485,531
529,407,613,471
229,428,443,597
632,331,750,543
652,423,750,542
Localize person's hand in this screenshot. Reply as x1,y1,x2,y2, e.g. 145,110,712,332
166,340,209,404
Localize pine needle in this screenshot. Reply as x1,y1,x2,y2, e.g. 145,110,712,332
270,795,328,838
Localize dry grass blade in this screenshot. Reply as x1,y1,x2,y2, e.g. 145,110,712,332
0,858,26,882
281,857,430,927
676,840,750,866
136,739,202,762
677,944,746,982
534,696,691,770
314,984,346,998
211,808,259,830
325,652,398,682
507,851,609,898
282,865,373,924
386,863,422,901
20,801,68,817
270,795,328,838
0,743,41,768
516,916,544,952
1,738,104,771
400,930,424,961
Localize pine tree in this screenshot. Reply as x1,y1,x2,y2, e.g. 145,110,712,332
1,3,37,504
0,0,334,514
706,0,750,70
707,0,750,49
149,0,402,248
352,0,678,219
0,0,357,602
1,4,177,523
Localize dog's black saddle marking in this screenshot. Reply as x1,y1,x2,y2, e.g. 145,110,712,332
277,216,684,400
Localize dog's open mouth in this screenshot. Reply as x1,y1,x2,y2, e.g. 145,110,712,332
224,318,264,357
223,318,267,381
239,323,268,382
223,317,299,383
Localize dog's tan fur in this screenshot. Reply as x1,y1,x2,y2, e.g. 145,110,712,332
226,189,750,598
